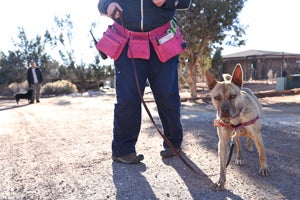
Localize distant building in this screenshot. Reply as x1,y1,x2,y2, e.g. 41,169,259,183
222,49,300,80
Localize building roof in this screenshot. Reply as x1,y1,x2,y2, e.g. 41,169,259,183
223,49,300,60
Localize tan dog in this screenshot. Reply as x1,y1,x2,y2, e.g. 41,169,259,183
205,64,270,191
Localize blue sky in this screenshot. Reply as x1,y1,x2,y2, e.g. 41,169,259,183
0,0,299,62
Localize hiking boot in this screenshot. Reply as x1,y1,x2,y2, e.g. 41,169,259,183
160,148,181,158
112,153,144,164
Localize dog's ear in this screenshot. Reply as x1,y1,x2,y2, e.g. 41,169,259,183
231,64,243,88
205,70,217,90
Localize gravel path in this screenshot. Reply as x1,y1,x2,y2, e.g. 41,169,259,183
0,91,299,199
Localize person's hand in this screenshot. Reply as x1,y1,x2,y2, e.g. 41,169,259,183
152,0,166,7
107,3,123,19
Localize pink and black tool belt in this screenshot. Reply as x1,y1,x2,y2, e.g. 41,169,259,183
96,20,186,63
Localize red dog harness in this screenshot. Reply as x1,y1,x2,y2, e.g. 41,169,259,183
214,115,259,130
214,114,259,168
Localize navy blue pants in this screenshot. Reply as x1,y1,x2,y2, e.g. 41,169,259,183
112,44,183,157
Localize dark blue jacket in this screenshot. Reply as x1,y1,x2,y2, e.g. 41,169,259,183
98,0,191,32
27,68,43,87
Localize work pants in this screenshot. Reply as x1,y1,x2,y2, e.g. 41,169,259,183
31,83,41,103
112,44,183,157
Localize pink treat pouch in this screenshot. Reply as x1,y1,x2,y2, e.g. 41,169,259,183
127,32,150,60
150,30,186,63
96,25,127,60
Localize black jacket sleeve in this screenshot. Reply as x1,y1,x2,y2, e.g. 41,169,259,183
163,0,191,10
98,0,114,15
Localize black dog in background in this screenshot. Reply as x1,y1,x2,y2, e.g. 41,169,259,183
14,89,33,104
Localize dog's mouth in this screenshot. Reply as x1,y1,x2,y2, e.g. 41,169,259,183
221,117,231,123
219,111,231,123
220,109,231,122
220,106,243,123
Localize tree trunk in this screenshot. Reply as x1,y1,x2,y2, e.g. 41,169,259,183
255,88,300,98
186,63,198,98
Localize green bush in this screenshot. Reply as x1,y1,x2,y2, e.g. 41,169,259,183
41,80,78,96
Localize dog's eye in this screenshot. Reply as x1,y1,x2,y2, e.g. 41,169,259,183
214,96,221,101
230,94,236,99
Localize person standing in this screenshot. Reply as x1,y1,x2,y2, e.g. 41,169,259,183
97,0,191,164
27,60,43,104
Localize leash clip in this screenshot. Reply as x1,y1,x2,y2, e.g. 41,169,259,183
230,129,237,143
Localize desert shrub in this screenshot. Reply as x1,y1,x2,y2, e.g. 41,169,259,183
41,80,78,96
7,81,29,95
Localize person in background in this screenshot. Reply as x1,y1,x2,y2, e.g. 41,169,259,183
98,0,191,164
27,60,43,104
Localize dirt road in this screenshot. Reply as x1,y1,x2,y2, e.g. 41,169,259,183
0,91,299,199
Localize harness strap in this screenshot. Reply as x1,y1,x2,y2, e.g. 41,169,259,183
231,107,243,119
214,115,259,130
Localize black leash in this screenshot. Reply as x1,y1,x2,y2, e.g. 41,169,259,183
114,8,199,174
226,141,234,168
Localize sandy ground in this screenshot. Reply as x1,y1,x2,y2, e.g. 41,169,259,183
0,86,299,200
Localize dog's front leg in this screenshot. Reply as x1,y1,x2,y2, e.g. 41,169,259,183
246,137,253,152
214,128,230,191
234,136,245,166
252,132,270,176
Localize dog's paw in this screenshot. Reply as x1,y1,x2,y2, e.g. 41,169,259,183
213,180,225,191
259,167,270,176
235,158,245,166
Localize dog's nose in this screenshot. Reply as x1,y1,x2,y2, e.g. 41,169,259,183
221,106,231,118
221,106,230,113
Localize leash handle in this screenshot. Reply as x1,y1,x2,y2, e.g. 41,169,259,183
111,7,121,20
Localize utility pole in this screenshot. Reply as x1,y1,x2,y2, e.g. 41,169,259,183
281,51,284,77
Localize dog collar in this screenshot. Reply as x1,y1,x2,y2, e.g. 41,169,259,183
214,115,259,130
231,106,243,119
